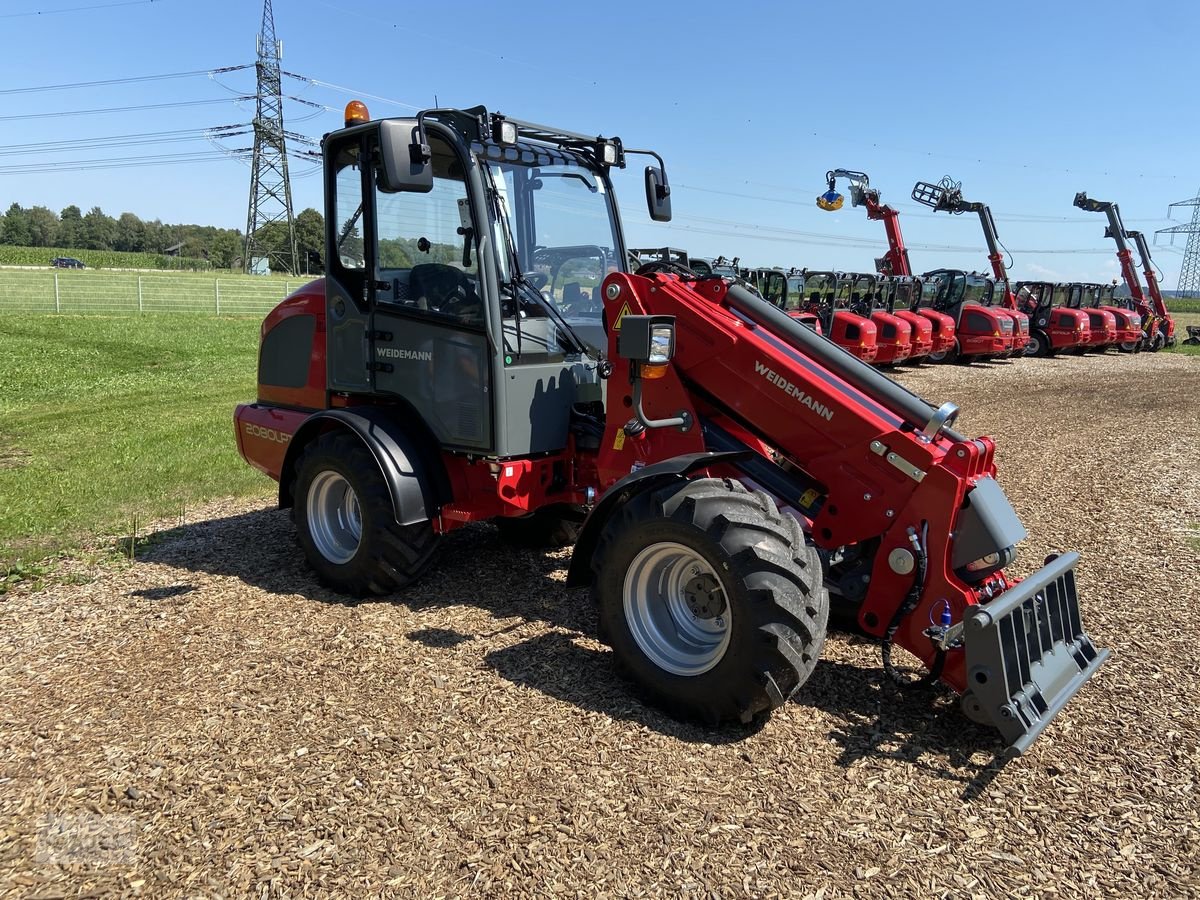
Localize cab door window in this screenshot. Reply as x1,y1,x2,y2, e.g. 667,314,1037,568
372,134,483,328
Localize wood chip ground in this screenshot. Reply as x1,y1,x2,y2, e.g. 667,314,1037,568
1,352,1198,898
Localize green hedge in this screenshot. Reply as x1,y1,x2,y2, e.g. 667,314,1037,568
0,245,214,271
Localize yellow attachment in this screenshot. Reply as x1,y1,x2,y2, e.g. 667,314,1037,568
817,190,844,211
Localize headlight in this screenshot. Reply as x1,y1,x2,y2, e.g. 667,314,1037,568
649,323,675,365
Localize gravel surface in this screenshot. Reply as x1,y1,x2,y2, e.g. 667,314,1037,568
1,352,1198,898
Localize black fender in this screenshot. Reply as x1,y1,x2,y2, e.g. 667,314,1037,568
565,451,750,588
280,408,449,526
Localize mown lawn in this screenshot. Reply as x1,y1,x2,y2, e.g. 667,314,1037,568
0,315,272,574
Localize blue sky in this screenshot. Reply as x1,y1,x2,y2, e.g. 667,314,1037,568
1,0,1196,286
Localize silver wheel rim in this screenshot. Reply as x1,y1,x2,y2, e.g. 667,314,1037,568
623,542,731,676
307,471,362,564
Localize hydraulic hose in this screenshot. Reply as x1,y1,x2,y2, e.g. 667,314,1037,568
880,521,945,689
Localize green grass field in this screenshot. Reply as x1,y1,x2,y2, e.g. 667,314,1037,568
0,316,272,578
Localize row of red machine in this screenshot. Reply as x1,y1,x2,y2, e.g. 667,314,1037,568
633,171,1177,366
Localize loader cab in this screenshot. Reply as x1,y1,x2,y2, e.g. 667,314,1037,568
629,247,692,273
1069,283,1118,350
1093,282,1142,346
881,275,935,361
1013,281,1090,354
709,255,740,279
316,107,640,459
848,271,911,365
757,267,822,332
922,269,1011,360
804,270,877,362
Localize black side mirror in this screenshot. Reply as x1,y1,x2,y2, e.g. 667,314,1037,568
645,166,672,222
377,120,433,194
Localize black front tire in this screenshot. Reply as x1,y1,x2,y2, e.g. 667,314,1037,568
1029,331,1051,358
293,432,439,597
592,478,829,726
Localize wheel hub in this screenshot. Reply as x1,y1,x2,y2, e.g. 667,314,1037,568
623,542,732,676
307,470,362,565
683,573,726,619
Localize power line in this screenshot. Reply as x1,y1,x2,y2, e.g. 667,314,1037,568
0,126,237,152
0,64,251,95
0,129,251,158
0,0,173,19
0,97,253,121
282,71,422,112
0,152,245,175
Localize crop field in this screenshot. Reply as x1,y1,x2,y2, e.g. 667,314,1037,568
0,327,1197,896
0,246,214,271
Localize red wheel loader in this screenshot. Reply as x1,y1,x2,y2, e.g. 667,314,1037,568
910,177,1031,356
1068,285,1120,353
878,275,941,360
1073,193,1175,350
752,267,822,333
234,102,1107,752
1012,282,1092,356
920,269,1019,362
795,270,879,362
1092,282,1144,351
843,271,915,365
819,170,956,358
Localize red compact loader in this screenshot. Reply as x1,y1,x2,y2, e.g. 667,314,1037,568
234,102,1107,752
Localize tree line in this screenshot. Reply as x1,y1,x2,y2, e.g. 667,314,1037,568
0,202,324,272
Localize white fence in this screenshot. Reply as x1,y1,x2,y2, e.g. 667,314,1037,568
0,269,314,316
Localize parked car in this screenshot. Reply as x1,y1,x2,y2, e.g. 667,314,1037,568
50,257,86,269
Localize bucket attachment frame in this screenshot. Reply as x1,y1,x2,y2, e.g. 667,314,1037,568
958,552,1109,754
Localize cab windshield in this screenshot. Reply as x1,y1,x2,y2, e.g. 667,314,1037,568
962,275,989,306
988,279,1009,307
803,272,837,306
487,149,621,322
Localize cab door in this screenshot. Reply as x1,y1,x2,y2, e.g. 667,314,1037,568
324,127,494,452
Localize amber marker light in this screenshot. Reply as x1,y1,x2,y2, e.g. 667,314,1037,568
344,100,370,127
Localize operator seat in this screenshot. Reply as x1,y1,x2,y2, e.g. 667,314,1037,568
409,263,483,324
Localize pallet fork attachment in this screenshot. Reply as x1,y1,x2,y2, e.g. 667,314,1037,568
956,553,1109,753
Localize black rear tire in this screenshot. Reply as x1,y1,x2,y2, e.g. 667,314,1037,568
293,431,438,597
592,478,829,726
